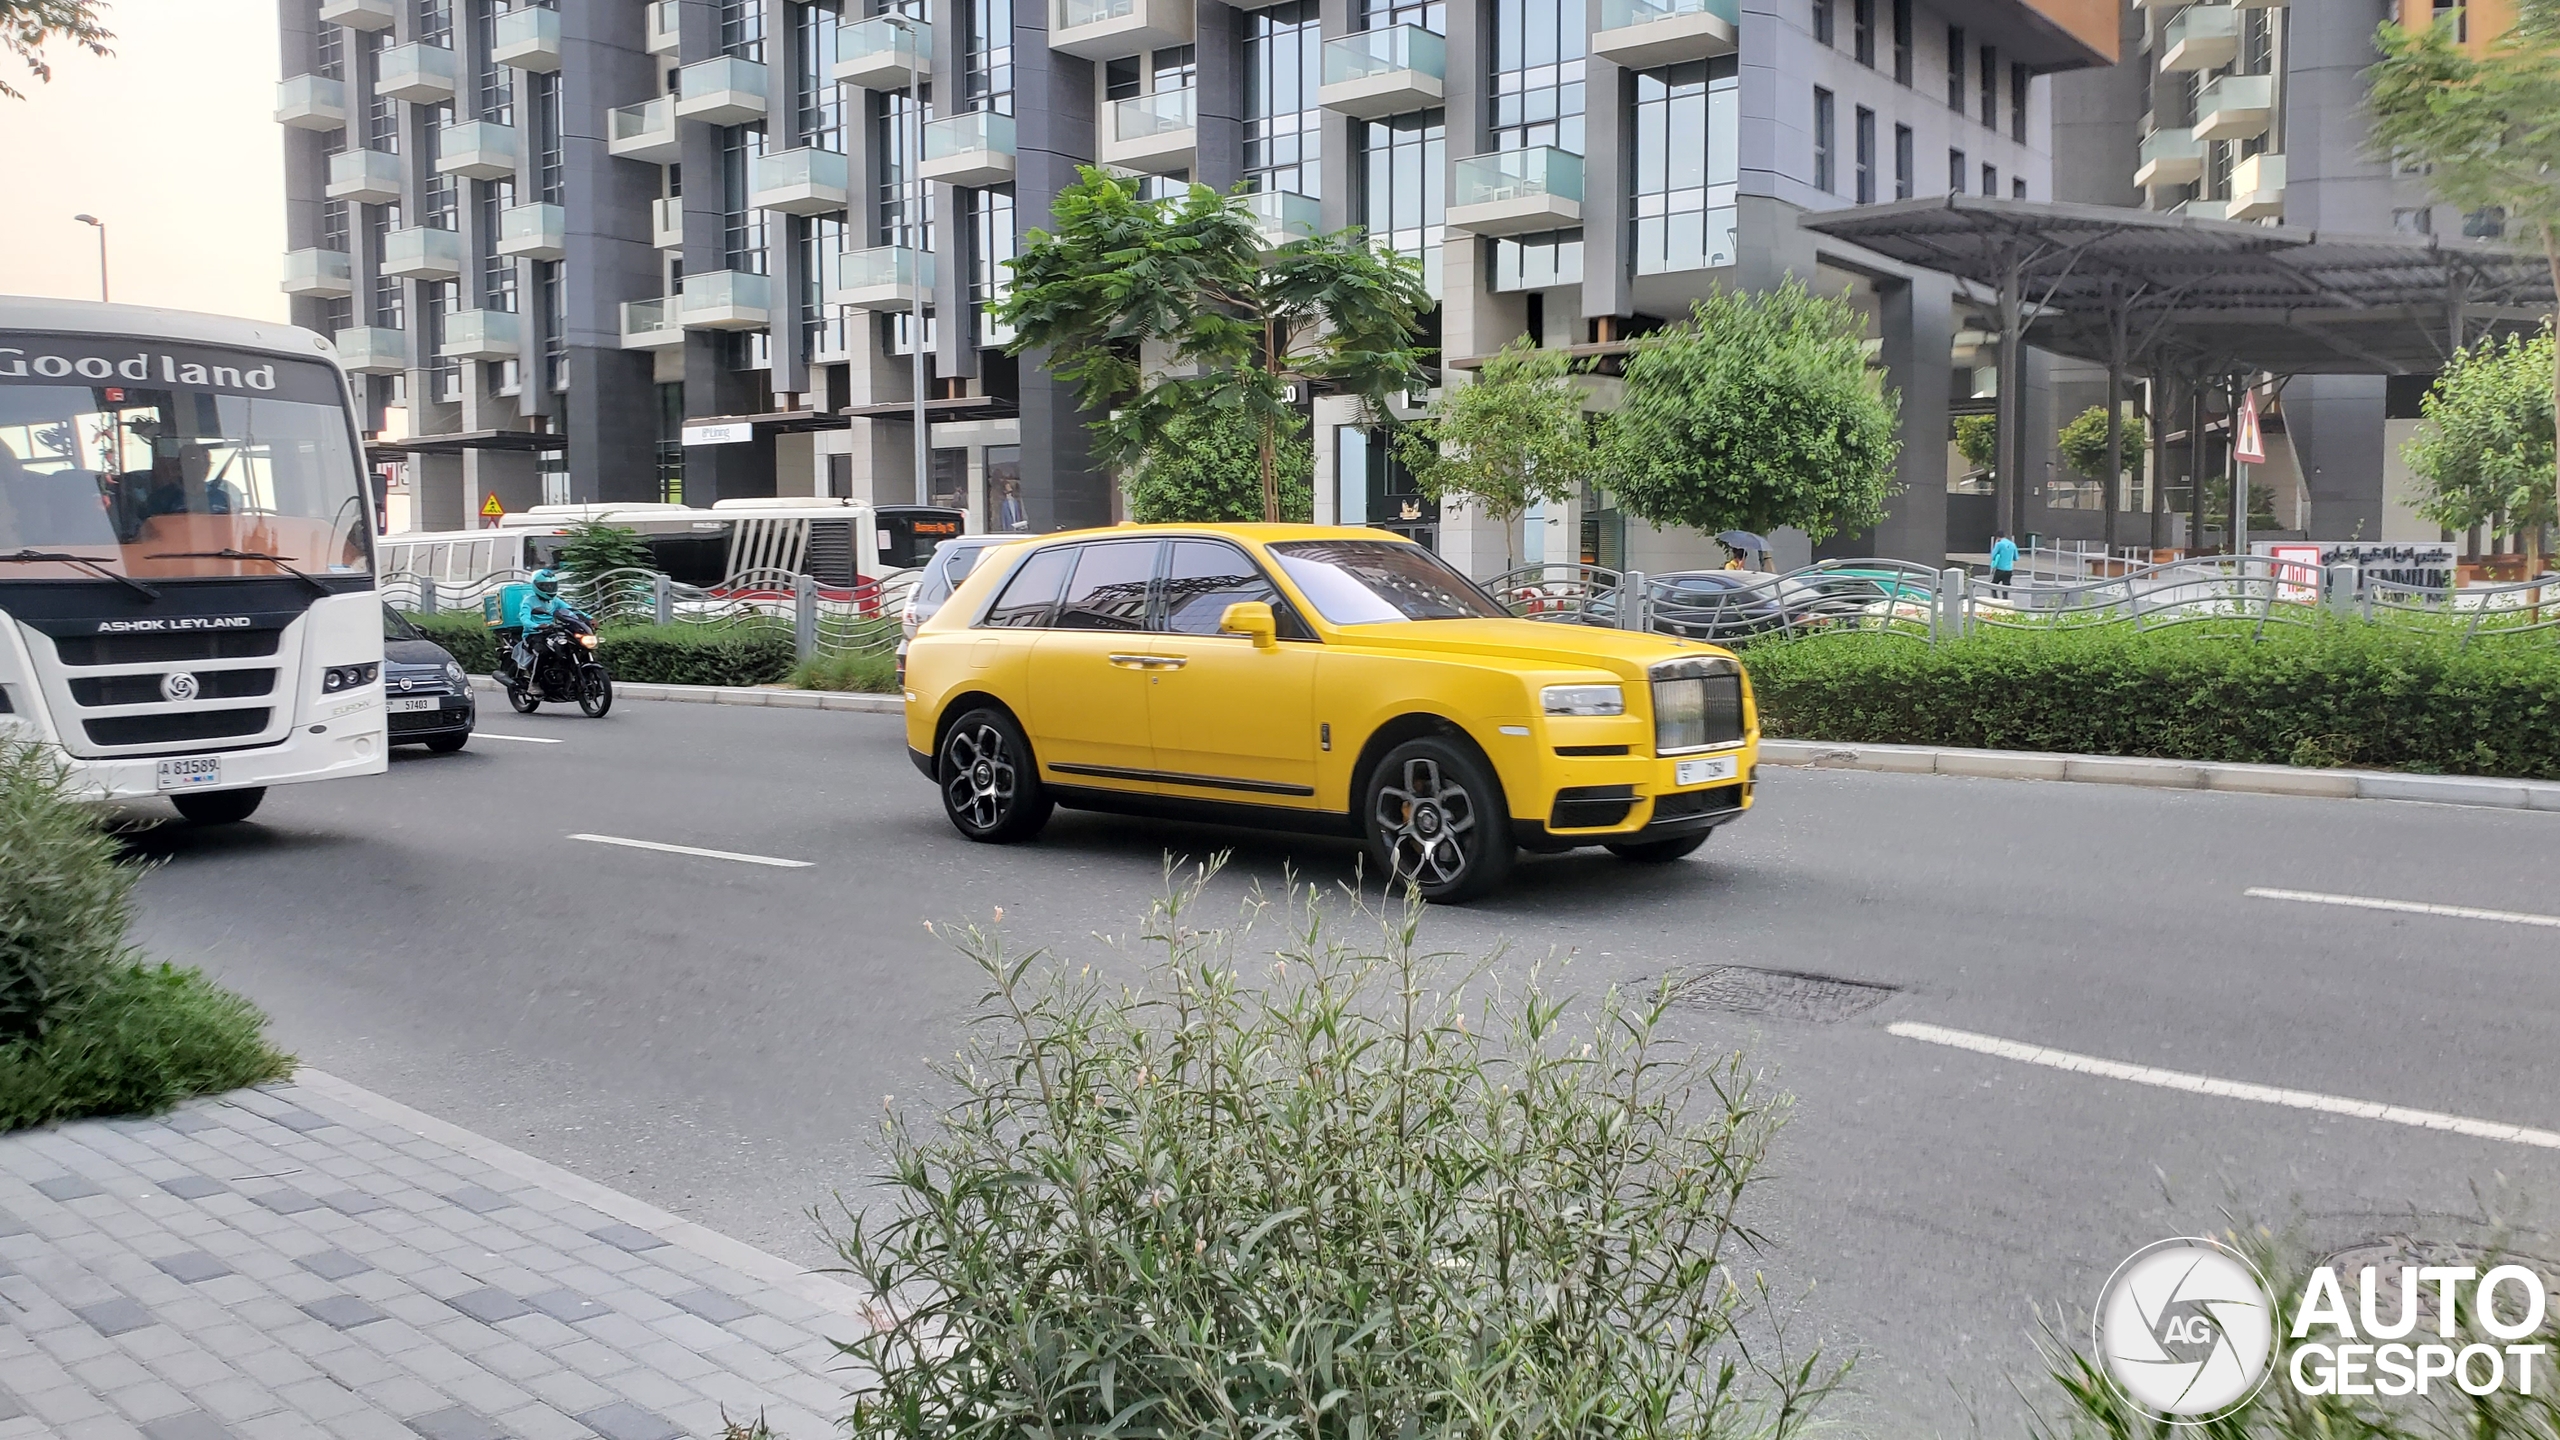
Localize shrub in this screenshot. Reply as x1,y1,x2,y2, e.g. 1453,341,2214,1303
832,868,1837,1440
1,744,135,1042
788,650,898,693
595,622,797,687
1743,623,2560,778
404,610,499,674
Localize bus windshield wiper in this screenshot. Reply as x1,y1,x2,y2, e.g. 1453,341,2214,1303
0,549,161,601
145,549,331,596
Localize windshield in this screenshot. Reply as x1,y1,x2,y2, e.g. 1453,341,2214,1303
0,335,371,583
1268,539,1510,624
382,603,421,641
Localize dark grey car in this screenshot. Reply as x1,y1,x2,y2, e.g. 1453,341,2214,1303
382,605,475,752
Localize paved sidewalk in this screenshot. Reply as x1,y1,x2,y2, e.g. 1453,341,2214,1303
0,1073,870,1440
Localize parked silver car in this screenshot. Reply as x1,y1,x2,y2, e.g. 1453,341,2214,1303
896,534,1010,685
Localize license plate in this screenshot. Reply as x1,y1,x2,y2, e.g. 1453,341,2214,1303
156,756,222,790
1674,754,1739,787
388,696,438,713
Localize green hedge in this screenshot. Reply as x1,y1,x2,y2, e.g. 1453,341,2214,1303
406,611,498,674
1744,623,2560,778
400,612,796,688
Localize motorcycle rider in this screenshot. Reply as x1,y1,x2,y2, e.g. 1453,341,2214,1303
508,568,590,681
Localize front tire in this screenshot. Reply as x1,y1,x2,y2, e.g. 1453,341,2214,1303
577,667,612,718
425,733,469,754
1363,737,1513,903
1606,831,1710,863
171,787,266,825
938,707,1053,843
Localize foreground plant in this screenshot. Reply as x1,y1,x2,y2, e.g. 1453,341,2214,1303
830,866,1838,1440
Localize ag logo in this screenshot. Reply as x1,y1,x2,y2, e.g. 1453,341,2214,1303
160,672,200,703
2095,1237,2276,1423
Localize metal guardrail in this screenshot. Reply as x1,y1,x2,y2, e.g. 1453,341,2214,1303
385,566,920,662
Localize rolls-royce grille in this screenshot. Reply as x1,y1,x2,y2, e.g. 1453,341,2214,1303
1651,659,1746,754
69,670,278,707
84,707,272,748
53,630,283,667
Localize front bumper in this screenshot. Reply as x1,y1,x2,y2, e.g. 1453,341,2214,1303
1499,732,1757,848
388,693,476,742
49,726,389,802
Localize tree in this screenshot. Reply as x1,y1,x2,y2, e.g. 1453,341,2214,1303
1391,336,1597,570
1599,280,1901,544
2057,405,2148,482
1000,169,1433,523
1126,402,1314,523
2367,3,2560,564
2403,328,2559,570
550,520,656,614
1953,414,1998,479
1,0,111,100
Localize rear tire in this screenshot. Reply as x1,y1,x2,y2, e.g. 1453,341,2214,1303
577,668,612,718
171,787,266,826
425,733,469,754
1363,737,1513,903
1606,831,1710,863
938,707,1053,843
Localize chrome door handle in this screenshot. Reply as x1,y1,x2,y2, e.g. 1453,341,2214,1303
1149,656,1188,669
1107,654,1155,668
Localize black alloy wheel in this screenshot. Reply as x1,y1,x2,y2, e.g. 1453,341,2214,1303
938,707,1054,843
1363,737,1514,903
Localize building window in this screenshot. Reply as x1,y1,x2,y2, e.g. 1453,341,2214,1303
1949,147,1964,193
1812,86,1835,193
1244,0,1321,197
1981,161,1996,196
794,1,845,149
872,90,931,247
418,106,458,227
1363,0,1444,33
321,199,352,253
1631,57,1736,274
1893,122,1912,198
720,0,766,61
1851,0,1872,67
364,33,400,151
2011,176,2026,200
1356,109,1446,295
1891,0,1910,84
368,208,404,329
427,281,462,402
794,213,847,360
316,21,344,78
414,0,450,47
1979,44,1995,125
478,179,517,311
1853,105,1874,203
1812,0,1832,46
470,0,512,123
2433,0,2467,43
964,0,1014,113
1492,230,1582,291
538,259,566,393
531,70,564,202
656,383,685,504
1945,26,1963,112
970,187,1017,348
721,124,769,272
2010,62,2027,141
1492,0,1586,154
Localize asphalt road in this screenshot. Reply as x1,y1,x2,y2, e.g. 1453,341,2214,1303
125,699,2560,1437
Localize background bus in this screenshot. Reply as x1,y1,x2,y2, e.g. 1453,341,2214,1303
378,500,969,597
0,296,387,823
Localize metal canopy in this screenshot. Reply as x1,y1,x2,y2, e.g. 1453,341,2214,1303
1802,194,2553,376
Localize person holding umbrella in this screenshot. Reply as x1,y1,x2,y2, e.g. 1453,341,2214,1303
1718,530,1772,571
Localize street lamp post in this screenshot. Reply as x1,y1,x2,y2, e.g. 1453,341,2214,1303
73,215,107,302
882,11,929,509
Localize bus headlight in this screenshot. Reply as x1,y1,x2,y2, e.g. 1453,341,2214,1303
321,663,380,692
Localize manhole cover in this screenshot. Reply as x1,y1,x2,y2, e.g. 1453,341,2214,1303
1649,966,1899,1023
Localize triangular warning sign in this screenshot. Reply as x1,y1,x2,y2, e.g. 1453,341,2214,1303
2234,391,2265,466
480,492,505,517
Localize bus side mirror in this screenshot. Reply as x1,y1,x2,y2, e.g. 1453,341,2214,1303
1219,602,1279,650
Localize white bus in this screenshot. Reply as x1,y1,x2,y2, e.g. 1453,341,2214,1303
378,498,969,598
0,297,387,824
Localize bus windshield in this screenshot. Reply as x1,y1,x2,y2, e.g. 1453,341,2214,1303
0,341,370,583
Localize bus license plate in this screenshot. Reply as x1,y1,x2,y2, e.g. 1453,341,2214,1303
1674,754,1738,787
388,696,437,713
156,756,223,790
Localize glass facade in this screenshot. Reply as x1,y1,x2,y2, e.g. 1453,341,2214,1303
964,0,1013,114
1490,0,1583,154
1244,0,1322,198
971,188,1017,348
872,90,932,248
470,0,512,122
1630,57,1736,275
531,71,563,202
721,123,769,272
1357,111,1444,296
720,0,766,61
794,0,845,148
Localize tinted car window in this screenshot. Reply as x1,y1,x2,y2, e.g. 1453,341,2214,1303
1267,540,1510,624
1157,540,1309,639
1053,540,1160,631
981,545,1078,628
382,604,422,641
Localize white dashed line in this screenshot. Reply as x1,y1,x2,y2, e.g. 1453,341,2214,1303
566,833,813,869
1887,1021,2560,1151
468,732,564,745
2245,886,2560,930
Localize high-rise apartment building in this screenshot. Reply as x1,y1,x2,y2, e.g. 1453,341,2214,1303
278,0,2114,563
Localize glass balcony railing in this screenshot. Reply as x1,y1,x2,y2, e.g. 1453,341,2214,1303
2193,73,2273,136
1597,0,1738,30
1111,86,1196,142
2135,127,2203,185
829,246,935,303
377,41,458,100
1241,189,1322,245
326,148,404,201
437,119,519,178
679,270,772,325
925,109,1015,163
382,226,465,278
275,73,347,128
332,326,407,374
1060,0,1138,28
611,96,673,142
492,5,561,68
498,203,565,256
1323,25,1446,87
645,0,680,53
441,309,522,359
621,298,683,346
2161,4,2238,68
1452,146,1583,208
281,248,353,295
752,147,851,204
651,196,684,248
677,56,768,117
836,15,932,83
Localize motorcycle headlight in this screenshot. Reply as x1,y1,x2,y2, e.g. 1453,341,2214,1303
576,633,598,649
1541,683,1625,716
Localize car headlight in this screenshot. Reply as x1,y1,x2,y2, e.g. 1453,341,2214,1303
445,661,465,684
1541,683,1625,716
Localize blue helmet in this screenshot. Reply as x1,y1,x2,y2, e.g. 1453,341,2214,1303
532,567,562,597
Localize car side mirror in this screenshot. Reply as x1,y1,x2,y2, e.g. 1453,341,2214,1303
1219,601,1279,650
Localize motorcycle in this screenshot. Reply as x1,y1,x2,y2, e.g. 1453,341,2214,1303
498,611,613,717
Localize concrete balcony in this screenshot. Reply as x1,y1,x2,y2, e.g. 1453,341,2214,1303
381,225,465,281
608,96,682,164
1589,0,1735,70
497,202,566,260
275,74,347,131
751,147,850,214
2134,127,2203,188
833,15,931,90
645,0,681,55
377,42,458,104
827,246,934,310
2229,151,2284,220
1242,189,1321,249
920,110,1015,187
325,148,404,204
1099,87,1195,174
2192,72,2273,142
2172,197,2229,221
318,0,395,31
1050,0,1192,59
2160,4,2237,71
440,309,522,362
281,248,353,298
679,270,770,330
1320,26,1444,120
332,326,408,374
492,5,562,71
620,298,686,349
437,119,519,181
652,196,685,249
1445,146,1581,236
675,56,767,125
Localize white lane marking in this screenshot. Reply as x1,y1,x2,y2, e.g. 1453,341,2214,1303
469,732,564,745
2245,886,2560,930
567,833,813,869
1888,1021,2560,1152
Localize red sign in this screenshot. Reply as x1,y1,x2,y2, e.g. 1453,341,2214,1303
2234,390,2265,466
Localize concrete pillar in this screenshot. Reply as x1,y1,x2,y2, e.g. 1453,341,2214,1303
1870,270,1953,564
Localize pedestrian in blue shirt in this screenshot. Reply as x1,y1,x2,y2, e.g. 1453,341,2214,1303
1989,531,2019,593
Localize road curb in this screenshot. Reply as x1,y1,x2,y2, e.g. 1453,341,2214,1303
470,674,900,713
1758,738,2560,813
